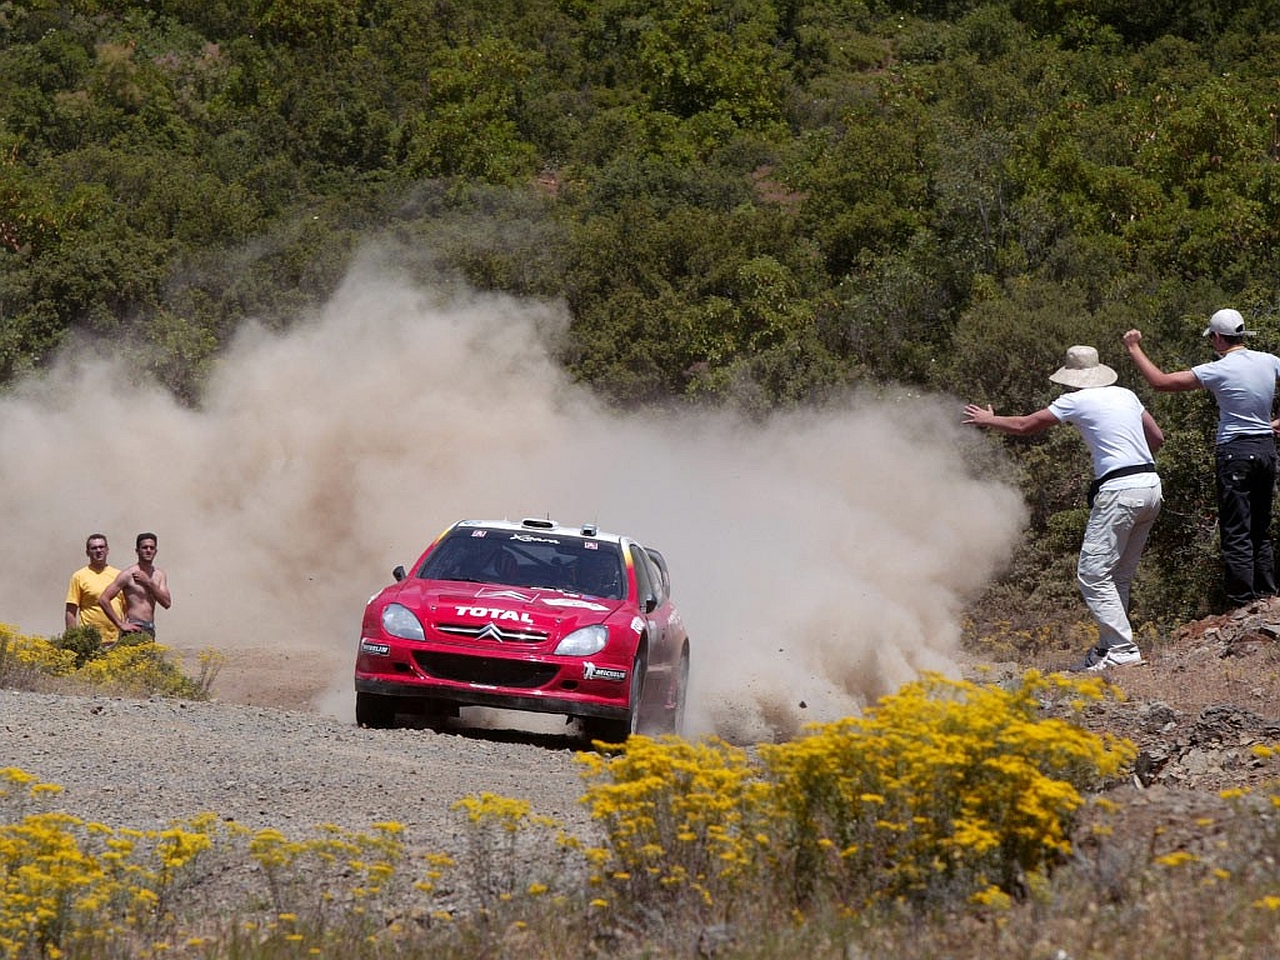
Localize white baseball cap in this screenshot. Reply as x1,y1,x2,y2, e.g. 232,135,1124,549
1203,308,1254,338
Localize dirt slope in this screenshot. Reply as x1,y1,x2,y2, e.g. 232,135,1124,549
1076,599,1280,793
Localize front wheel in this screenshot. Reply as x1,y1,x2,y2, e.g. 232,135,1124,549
356,691,398,729
665,646,689,735
585,658,643,746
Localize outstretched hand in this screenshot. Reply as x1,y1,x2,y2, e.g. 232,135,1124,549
963,403,995,427
1123,329,1143,349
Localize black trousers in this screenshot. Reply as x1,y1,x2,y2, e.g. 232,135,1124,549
1215,434,1278,605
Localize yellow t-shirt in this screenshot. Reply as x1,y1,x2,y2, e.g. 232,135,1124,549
66,565,125,644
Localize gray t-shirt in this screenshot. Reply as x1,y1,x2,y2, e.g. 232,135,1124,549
1192,348,1280,443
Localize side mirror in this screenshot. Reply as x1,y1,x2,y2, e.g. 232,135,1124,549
393,565,406,582
644,594,657,614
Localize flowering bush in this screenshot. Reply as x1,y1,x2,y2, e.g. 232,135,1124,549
4,672,1278,958
579,671,1135,921
0,768,219,958
451,792,571,907
0,622,221,700
245,819,410,939
0,767,439,957
759,671,1134,907
577,735,771,917
0,625,76,686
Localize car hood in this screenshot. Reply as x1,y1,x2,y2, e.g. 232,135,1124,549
386,580,624,631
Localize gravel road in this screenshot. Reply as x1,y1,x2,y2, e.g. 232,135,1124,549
1,685,605,920
0,688,597,838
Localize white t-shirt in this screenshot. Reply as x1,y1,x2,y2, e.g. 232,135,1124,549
1191,348,1280,443
1048,385,1154,480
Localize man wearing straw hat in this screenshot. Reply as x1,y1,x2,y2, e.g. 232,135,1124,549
1124,309,1280,608
965,345,1165,671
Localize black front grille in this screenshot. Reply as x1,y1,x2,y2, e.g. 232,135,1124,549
414,652,557,688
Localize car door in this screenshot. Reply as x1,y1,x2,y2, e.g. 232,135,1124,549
630,543,678,668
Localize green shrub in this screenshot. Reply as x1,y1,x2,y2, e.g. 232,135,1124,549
50,625,103,670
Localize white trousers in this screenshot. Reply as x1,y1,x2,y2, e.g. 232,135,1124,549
1077,480,1163,651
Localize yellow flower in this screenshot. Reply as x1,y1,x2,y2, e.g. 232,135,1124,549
1155,851,1199,868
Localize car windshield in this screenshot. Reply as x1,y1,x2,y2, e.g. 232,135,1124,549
418,528,627,600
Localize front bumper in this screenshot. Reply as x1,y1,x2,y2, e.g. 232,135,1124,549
354,675,626,720
354,637,633,720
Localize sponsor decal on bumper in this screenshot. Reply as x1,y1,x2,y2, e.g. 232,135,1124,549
360,639,391,656
583,661,627,683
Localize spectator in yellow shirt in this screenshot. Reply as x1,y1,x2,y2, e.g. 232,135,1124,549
65,533,126,645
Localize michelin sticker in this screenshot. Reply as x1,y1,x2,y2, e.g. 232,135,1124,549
583,662,627,683
361,640,391,656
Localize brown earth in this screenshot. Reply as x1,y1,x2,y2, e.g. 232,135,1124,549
187,642,351,714
1074,598,1280,794
985,599,1280,863
195,601,1280,794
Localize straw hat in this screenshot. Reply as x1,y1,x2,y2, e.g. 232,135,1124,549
1048,345,1117,388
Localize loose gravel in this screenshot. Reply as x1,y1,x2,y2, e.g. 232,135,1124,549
1,688,601,918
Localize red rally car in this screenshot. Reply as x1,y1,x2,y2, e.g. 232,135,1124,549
354,517,690,742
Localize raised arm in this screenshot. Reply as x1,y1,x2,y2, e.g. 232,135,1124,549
145,568,172,609
963,404,1059,437
1123,329,1201,392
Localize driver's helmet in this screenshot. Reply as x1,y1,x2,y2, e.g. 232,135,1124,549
492,548,519,584
577,549,621,597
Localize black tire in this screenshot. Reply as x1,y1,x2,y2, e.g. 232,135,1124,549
585,658,643,746
355,692,398,729
667,646,689,735
418,697,457,732
640,645,689,736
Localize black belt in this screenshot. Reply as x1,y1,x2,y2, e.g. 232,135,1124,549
1088,463,1156,508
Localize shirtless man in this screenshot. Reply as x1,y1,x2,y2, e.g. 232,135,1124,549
98,532,171,638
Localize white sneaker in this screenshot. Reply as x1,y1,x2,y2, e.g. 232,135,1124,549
1068,645,1144,672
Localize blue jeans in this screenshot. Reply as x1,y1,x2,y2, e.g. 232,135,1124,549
1215,435,1278,606
1077,480,1163,651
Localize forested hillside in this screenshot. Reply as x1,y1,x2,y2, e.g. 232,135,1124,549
5,0,1280,627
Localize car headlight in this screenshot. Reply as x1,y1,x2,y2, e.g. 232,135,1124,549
381,603,425,641
554,624,608,656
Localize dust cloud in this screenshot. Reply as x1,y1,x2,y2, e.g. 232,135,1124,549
0,248,1027,741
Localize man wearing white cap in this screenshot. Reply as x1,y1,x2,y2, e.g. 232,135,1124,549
965,345,1164,671
1124,310,1280,608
